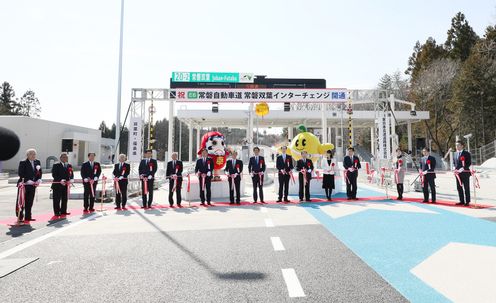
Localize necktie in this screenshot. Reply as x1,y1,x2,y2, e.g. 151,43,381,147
90,162,93,168
119,163,122,170
31,161,34,170
173,161,176,168
256,157,258,164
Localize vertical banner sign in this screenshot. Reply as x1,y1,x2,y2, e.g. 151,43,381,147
128,117,142,162
377,111,391,160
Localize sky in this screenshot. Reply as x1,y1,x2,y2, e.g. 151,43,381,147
1,0,495,130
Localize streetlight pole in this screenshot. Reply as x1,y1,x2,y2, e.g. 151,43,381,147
114,0,125,162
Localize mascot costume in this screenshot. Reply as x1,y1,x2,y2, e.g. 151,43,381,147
197,131,229,180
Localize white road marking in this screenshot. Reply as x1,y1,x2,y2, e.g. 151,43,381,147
270,237,285,251
260,207,268,213
264,218,275,227
281,268,305,297
0,213,99,260
46,260,63,265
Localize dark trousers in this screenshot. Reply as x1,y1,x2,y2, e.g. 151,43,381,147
198,176,212,203
168,178,182,206
346,173,358,198
278,173,290,200
325,188,333,199
251,175,264,202
422,175,436,202
141,179,154,207
115,181,128,207
396,183,404,199
228,176,241,203
298,173,311,201
456,173,471,204
53,185,68,215
16,185,35,221
83,182,97,210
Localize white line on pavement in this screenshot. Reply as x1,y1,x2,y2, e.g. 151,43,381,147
0,213,99,260
260,207,268,213
270,237,285,251
264,218,275,227
281,268,305,297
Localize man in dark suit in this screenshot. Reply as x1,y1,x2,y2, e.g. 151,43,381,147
16,148,43,223
248,147,266,204
51,153,74,217
195,148,213,205
343,147,361,200
166,152,183,207
112,153,130,210
453,140,471,206
420,148,436,203
296,151,313,202
80,152,102,212
276,146,293,202
139,149,158,208
225,151,243,204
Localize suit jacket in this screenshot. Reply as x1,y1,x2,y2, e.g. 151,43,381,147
195,157,213,175
51,162,74,189
18,159,42,185
421,155,436,178
453,150,471,170
225,159,243,175
248,156,266,173
343,155,361,175
81,161,102,179
276,154,294,173
138,158,158,177
113,162,130,182
296,158,314,180
166,160,183,180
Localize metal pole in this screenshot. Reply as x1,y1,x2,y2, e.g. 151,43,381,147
179,121,182,160
168,99,174,160
114,0,125,163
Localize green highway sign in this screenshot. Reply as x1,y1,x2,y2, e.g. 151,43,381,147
171,72,254,83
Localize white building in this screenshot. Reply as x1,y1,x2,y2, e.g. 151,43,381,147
0,116,114,171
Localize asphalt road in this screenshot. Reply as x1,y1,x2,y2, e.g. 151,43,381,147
0,192,407,303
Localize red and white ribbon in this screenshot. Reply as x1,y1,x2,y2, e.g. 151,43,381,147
17,182,26,211
471,169,480,189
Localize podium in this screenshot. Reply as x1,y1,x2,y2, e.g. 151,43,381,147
272,169,344,197
183,175,246,201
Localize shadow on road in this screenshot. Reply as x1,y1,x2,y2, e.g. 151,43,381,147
132,208,267,281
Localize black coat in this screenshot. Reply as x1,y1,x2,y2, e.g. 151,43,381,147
51,162,74,189
81,161,102,179
296,158,314,180
343,155,361,175
18,159,42,184
195,157,214,174
453,150,471,170
276,154,294,173
113,162,131,182
421,155,436,178
138,158,158,177
166,160,183,180
248,156,266,173
225,159,243,175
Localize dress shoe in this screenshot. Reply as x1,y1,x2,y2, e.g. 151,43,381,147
62,212,71,215
114,207,121,210
276,200,282,203
28,218,36,221
122,207,128,210
284,199,290,203
89,209,95,212
236,202,241,205
465,202,470,206
456,202,464,205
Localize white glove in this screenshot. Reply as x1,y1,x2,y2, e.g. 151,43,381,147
458,168,464,173
422,171,428,176
36,179,42,184
307,169,312,173
61,179,66,185
347,168,354,172
250,172,254,177
207,172,211,177
93,177,98,181
83,178,89,182
119,176,124,180
148,175,153,180
260,172,264,176
26,180,34,185
280,170,285,174
70,179,74,183
330,171,335,175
